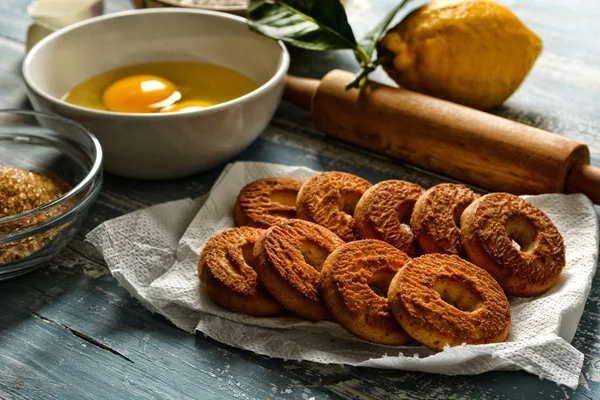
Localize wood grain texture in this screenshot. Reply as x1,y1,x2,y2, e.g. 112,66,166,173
567,164,600,203
0,0,599,400
307,69,593,199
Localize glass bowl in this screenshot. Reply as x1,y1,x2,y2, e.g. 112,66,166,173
0,110,103,280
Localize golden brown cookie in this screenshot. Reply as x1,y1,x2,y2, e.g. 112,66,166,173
461,193,566,297
410,183,480,257
234,177,304,228
198,227,284,317
355,180,424,257
254,219,345,321
388,254,511,351
296,171,371,242
320,239,412,345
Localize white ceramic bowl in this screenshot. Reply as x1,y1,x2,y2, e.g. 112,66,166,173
23,9,289,180
131,0,246,16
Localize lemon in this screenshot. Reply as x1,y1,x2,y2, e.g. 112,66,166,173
378,0,542,110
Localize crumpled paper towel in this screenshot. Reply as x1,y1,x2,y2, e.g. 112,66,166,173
87,161,599,389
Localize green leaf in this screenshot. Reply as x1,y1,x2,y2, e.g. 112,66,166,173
358,0,412,62
346,0,413,89
247,0,359,53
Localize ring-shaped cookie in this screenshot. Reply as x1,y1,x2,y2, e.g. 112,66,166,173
199,227,284,317
234,177,304,228
388,254,511,351
355,180,424,257
410,183,480,257
461,192,566,296
254,219,345,321
320,239,412,345
296,171,372,242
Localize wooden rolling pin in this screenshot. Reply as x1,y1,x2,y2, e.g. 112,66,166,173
283,69,600,205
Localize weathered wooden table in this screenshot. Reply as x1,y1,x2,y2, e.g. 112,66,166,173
1,1,599,399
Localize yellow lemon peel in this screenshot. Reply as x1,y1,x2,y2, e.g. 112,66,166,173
378,0,543,110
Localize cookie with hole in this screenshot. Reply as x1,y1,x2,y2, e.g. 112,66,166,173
253,219,345,321
234,177,304,229
410,183,480,257
354,180,425,257
388,254,511,351
296,171,372,242
460,193,566,297
319,239,413,345
198,227,285,317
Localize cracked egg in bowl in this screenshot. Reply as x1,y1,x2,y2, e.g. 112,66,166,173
23,8,289,180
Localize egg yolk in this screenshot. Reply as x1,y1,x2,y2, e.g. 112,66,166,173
102,75,181,113
159,100,214,113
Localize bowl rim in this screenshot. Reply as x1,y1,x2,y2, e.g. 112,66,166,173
149,0,247,12
0,110,103,227
22,8,290,119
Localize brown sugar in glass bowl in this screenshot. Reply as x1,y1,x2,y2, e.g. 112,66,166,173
0,166,71,218
0,166,71,264
0,110,103,280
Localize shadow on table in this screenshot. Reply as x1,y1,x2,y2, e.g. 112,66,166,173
492,103,558,133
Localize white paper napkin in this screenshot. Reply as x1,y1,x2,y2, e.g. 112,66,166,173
87,161,600,389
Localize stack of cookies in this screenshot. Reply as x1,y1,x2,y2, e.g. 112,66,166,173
198,171,565,351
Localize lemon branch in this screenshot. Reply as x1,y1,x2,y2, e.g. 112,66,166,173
346,0,413,89
248,0,412,90
346,53,393,90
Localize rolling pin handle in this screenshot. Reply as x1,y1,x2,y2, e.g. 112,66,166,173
566,164,600,205
283,75,319,112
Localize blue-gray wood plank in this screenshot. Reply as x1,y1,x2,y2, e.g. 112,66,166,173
1,1,599,399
